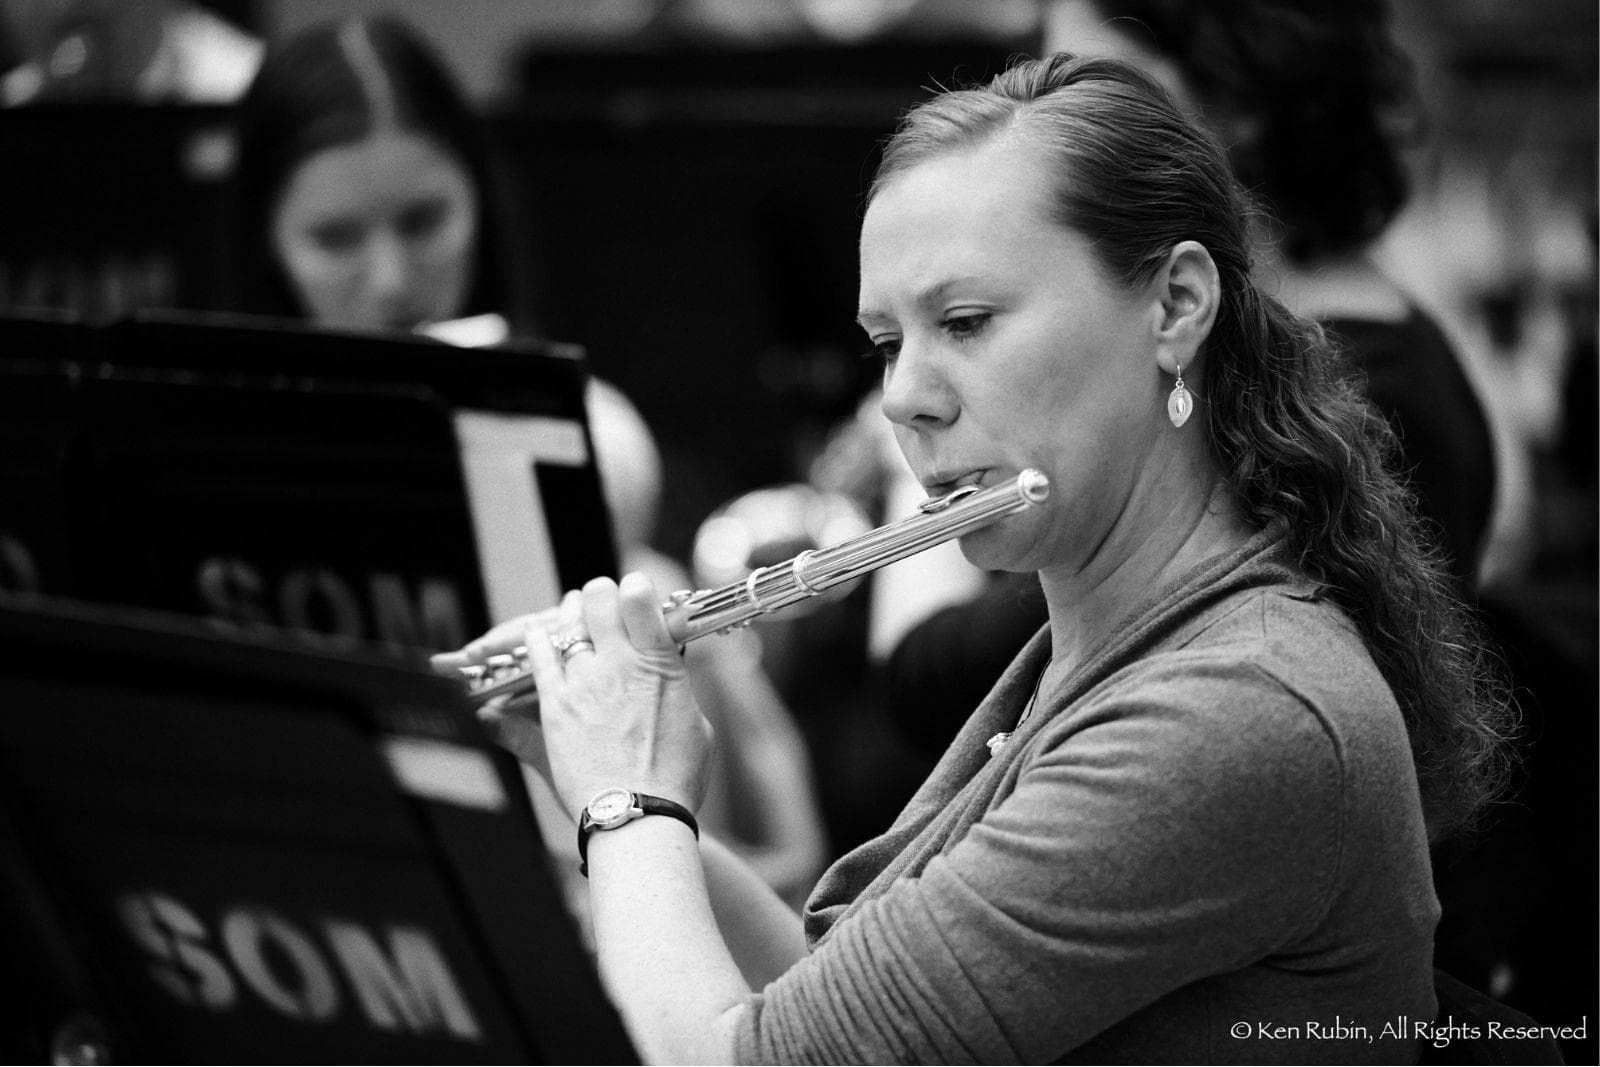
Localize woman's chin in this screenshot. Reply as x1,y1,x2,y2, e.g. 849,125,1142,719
958,527,1028,574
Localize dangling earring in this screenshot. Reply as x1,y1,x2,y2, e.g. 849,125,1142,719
1166,362,1193,428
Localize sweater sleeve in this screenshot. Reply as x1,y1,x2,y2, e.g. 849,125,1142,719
733,655,1348,1064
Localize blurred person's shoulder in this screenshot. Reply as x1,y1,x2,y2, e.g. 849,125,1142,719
142,4,264,104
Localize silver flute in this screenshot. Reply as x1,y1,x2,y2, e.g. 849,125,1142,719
460,468,1050,705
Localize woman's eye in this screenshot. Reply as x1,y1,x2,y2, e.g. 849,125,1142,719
398,199,449,240
310,221,362,252
862,337,901,364
941,312,990,340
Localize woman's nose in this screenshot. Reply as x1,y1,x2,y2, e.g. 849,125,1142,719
880,340,958,430
362,229,410,296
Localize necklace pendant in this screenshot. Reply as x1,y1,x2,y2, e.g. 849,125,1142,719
985,731,1012,757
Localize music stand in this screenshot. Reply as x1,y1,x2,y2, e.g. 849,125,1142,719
0,310,617,650
0,598,636,1064
0,103,236,316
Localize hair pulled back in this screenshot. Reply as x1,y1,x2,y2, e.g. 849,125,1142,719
870,53,1508,840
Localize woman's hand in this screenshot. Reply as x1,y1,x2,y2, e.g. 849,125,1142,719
526,572,714,821
431,602,563,787
428,600,562,674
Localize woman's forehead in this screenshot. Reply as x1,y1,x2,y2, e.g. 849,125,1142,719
861,139,1063,264
280,132,473,212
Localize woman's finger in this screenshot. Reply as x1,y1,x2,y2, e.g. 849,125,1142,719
523,617,566,704
437,601,567,668
617,571,678,654
555,589,583,633
477,689,555,786
458,614,538,661
428,649,474,673
478,691,512,720
579,576,629,656
563,588,588,630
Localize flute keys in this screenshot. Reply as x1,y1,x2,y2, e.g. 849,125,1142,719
463,649,531,695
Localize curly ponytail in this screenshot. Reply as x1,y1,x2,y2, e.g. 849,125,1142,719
1208,287,1512,838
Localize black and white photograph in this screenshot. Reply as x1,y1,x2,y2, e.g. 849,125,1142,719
0,1,1593,1063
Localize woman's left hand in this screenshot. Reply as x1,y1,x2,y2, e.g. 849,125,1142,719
526,571,715,821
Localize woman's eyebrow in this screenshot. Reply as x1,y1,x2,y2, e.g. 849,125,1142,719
857,272,1000,326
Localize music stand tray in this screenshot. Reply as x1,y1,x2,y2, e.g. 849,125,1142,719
0,598,636,1064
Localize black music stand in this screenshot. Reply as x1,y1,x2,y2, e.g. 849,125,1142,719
0,598,636,1064
0,104,236,316
0,310,617,651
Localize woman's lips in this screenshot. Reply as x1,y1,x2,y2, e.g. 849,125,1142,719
923,468,991,495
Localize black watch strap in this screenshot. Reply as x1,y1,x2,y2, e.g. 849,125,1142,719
578,793,699,877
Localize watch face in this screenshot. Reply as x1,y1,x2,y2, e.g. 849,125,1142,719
588,788,634,823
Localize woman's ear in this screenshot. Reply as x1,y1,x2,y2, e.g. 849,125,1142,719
1152,240,1220,377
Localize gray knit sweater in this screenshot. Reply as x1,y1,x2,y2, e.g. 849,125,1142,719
733,531,1438,1064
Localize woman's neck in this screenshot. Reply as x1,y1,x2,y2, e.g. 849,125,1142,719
1035,467,1254,687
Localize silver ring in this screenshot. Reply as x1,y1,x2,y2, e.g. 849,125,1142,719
550,634,596,663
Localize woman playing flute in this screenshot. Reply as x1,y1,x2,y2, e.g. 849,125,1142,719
447,54,1509,1064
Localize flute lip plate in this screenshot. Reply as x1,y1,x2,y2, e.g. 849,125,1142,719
918,483,982,513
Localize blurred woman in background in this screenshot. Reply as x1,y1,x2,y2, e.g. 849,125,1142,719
228,14,531,335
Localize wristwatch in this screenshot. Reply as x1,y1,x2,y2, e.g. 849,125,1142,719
577,788,699,876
